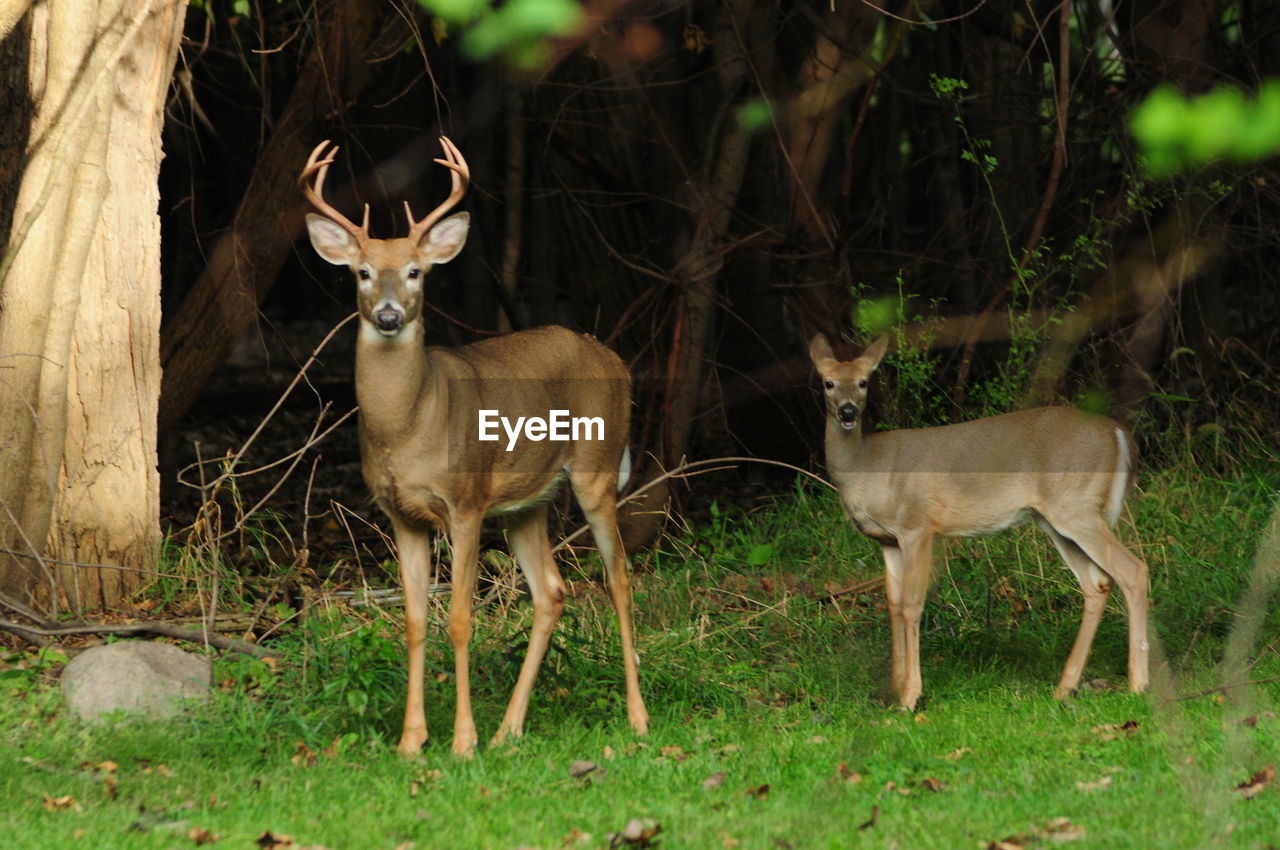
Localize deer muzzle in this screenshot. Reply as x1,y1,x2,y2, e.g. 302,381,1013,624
837,403,858,429
374,305,404,334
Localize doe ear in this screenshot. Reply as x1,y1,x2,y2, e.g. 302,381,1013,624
809,333,835,369
419,211,470,265
857,334,890,372
306,214,361,266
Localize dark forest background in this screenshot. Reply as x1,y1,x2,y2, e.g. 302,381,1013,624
155,0,1280,564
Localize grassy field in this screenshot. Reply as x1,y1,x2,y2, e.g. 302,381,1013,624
2,461,1279,849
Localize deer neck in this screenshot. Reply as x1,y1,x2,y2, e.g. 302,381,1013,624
354,320,439,442
826,416,873,474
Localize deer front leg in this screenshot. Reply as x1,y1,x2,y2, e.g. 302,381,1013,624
882,544,906,697
895,532,934,711
394,521,433,757
446,515,482,756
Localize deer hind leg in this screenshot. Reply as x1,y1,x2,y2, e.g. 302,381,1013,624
393,520,434,757
570,469,649,735
1042,512,1150,695
445,514,483,756
881,544,907,696
493,504,565,746
895,531,934,711
1037,517,1112,698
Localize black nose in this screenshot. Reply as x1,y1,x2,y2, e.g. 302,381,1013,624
837,403,858,425
374,307,403,331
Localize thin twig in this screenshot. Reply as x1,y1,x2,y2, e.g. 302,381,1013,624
0,618,276,659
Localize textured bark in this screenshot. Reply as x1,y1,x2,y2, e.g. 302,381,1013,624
0,0,186,612
660,0,755,469
157,0,383,433
786,0,881,241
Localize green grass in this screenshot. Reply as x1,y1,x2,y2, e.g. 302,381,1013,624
2,462,1279,849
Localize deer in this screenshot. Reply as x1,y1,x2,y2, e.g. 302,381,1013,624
300,137,648,756
809,333,1150,710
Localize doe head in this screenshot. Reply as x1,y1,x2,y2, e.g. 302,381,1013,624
301,137,470,337
809,333,889,431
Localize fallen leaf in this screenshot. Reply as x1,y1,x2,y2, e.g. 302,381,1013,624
570,760,601,780
188,826,220,845
560,828,592,847
1235,764,1276,799
807,735,827,744
602,746,615,761
702,771,726,790
858,805,879,831
1075,775,1112,793
986,842,1025,850
772,839,794,849
944,747,972,761
659,745,689,762
611,818,660,847
395,843,416,850
1042,816,1087,843
719,744,740,755
882,781,911,796
744,783,770,799
720,834,740,849
290,743,317,768
1090,721,1140,742
41,793,78,811
256,832,294,849
920,776,944,792
836,762,863,785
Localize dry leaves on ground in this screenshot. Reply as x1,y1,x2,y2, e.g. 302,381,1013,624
609,818,661,847
1090,720,1140,742
1235,764,1276,799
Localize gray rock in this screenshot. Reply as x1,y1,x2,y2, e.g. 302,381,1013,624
61,640,212,721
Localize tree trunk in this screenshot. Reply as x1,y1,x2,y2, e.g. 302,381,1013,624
661,0,755,469
157,0,383,433
0,0,186,613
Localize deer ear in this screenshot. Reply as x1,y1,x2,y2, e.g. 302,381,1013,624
306,214,360,266
420,212,470,265
858,334,890,371
809,334,835,369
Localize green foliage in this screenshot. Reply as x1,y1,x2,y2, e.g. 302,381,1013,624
1131,81,1280,176
417,0,583,69
2,463,1280,847
735,98,774,132
0,646,69,696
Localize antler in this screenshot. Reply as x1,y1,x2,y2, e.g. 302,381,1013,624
300,140,370,243
405,136,470,242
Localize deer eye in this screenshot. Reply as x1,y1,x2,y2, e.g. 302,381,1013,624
824,380,835,390
857,379,867,389
406,268,420,280
357,268,371,281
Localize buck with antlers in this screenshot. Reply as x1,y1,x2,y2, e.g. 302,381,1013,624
300,138,648,756
810,334,1150,710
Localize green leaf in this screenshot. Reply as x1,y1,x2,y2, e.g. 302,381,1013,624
746,544,775,567
736,98,773,132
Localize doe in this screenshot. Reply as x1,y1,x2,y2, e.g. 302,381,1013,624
810,334,1150,709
